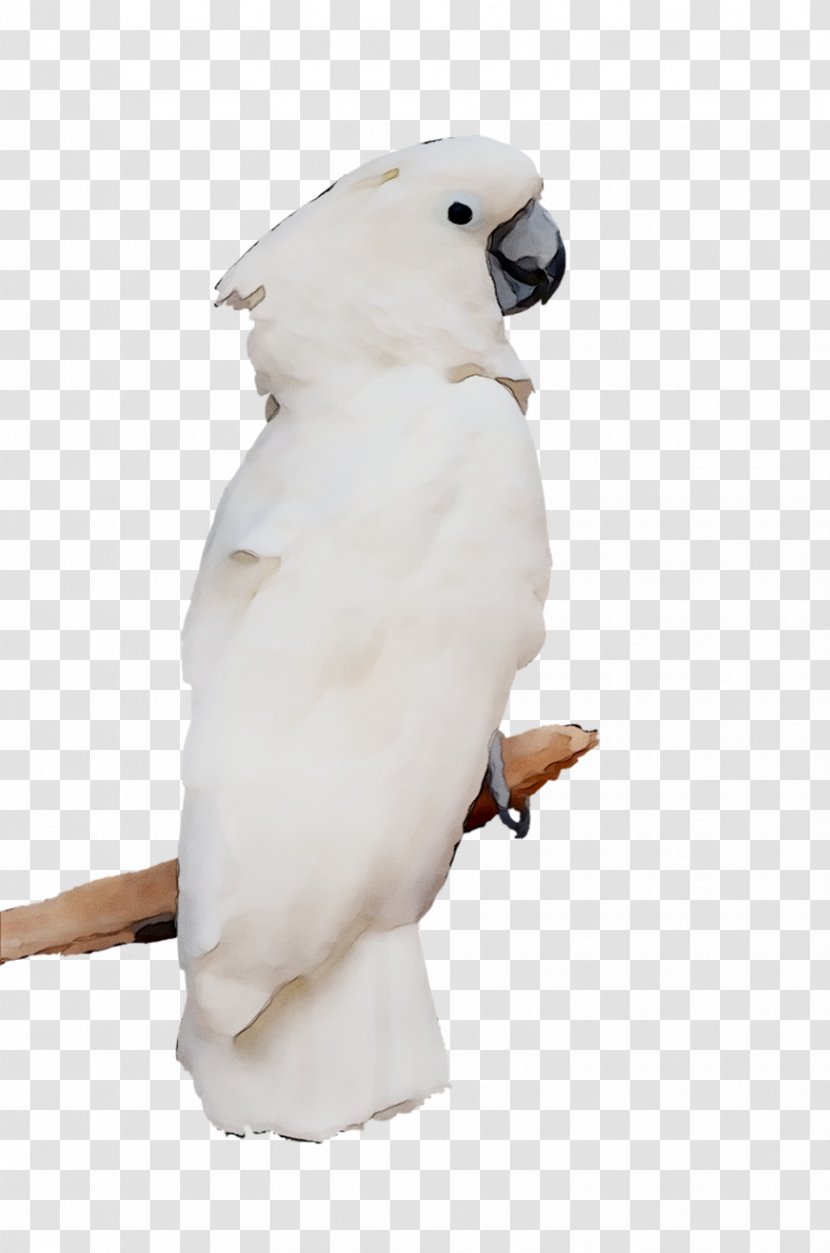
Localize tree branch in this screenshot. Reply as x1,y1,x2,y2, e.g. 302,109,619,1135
0,723,597,965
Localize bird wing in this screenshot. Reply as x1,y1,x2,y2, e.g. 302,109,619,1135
176,371,550,1037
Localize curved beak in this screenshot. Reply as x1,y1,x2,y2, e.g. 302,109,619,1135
486,198,567,316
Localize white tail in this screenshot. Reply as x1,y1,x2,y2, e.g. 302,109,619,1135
176,923,450,1141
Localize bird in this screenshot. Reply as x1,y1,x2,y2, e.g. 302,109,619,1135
174,135,567,1141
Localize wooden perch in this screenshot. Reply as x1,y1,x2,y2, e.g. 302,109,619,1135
0,860,178,964
0,723,597,966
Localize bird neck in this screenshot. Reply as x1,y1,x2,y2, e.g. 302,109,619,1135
247,309,529,415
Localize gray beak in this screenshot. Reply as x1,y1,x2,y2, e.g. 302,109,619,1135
486,198,566,316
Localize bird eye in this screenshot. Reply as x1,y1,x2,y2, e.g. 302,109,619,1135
447,201,474,225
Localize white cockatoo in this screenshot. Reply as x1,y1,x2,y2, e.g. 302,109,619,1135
175,135,566,1140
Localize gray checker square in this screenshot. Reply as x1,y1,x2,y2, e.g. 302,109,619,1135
0,1,828,1250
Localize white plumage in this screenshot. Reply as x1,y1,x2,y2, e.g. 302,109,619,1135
175,136,563,1140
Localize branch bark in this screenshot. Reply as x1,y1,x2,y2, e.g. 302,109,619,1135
0,723,597,965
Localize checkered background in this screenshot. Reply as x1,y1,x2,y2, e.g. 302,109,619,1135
0,0,828,1248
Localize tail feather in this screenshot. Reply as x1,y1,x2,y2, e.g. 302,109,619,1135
176,922,449,1140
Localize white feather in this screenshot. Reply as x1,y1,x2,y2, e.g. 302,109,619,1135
177,137,554,1140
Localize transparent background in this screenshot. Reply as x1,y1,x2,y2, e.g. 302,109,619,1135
0,1,828,1249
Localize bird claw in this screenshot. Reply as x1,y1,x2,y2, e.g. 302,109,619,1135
486,730,531,839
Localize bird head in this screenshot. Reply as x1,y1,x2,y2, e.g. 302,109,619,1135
214,135,566,394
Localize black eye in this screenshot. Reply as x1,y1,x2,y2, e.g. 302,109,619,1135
447,201,473,225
